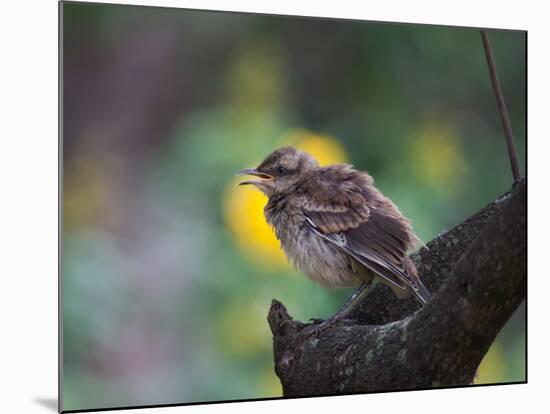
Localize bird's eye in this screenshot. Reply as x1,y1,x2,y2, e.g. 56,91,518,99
276,166,287,176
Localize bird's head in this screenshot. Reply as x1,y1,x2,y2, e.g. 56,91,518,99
237,146,319,197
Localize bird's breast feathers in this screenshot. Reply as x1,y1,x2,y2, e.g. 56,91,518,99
267,206,365,288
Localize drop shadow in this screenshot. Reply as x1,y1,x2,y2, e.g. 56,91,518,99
34,398,58,412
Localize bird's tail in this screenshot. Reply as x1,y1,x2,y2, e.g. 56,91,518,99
403,256,432,305
413,279,432,305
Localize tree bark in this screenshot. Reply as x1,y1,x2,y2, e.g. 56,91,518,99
267,179,526,396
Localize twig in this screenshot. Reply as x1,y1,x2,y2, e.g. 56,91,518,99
480,30,522,183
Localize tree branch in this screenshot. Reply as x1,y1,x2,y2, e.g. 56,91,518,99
268,179,525,396
348,183,516,325
480,30,522,184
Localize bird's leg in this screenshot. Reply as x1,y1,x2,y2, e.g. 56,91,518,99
332,278,373,321
302,279,373,336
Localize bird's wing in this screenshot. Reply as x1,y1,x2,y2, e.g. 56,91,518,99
300,181,421,294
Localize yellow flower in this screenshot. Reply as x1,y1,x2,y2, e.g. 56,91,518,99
224,180,287,266
410,124,468,197
64,156,109,229
223,130,348,267
474,341,506,384
224,39,285,112
279,129,347,166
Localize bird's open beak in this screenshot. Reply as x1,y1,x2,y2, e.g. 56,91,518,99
236,168,274,186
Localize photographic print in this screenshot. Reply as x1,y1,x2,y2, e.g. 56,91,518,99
60,2,526,412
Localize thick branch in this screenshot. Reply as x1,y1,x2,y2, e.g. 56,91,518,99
268,180,525,396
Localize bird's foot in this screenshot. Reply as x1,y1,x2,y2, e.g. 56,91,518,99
301,315,356,337
308,317,325,324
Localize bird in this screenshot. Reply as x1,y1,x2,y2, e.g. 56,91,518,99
237,146,430,331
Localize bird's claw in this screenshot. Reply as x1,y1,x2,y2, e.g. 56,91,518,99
301,321,332,337
301,315,356,337
308,317,325,324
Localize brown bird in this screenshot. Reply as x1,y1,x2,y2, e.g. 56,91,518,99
237,146,430,330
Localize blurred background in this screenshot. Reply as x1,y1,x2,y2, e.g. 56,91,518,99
62,2,526,411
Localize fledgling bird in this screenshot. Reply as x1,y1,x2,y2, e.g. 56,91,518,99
237,146,430,329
